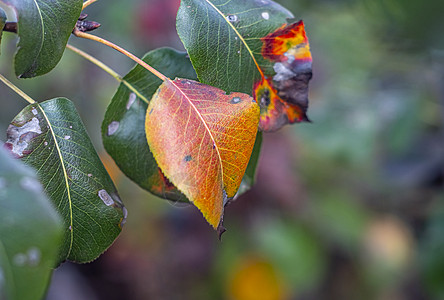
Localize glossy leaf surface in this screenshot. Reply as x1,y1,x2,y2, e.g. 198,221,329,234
102,48,197,202
145,78,259,228
177,0,312,131
1,0,82,77
5,98,126,264
0,147,62,300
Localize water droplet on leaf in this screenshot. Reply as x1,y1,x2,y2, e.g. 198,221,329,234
261,12,269,20
64,135,70,140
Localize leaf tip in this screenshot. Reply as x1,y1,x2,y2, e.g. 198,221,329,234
217,224,227,240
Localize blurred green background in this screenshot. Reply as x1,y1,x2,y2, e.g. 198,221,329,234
1,0,443,299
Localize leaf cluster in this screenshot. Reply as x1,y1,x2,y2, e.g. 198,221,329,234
0,0,312,299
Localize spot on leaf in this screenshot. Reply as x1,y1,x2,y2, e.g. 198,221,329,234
254,77,308,132
5,116,42,158
230,97,241,104
255,20,312,131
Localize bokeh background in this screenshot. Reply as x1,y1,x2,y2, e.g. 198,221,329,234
1,0,443,299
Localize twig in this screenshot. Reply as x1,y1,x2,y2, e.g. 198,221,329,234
66,44,121,82
65,43,148,103
0,73,36,104
82,0,98,10
73,30,167,81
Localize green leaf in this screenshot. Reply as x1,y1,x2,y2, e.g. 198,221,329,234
237,131,262,196
5,98,126,264
0,147,63,300
1,0,83,78
0,7,6,54
102,47,197,202
176,0,293,94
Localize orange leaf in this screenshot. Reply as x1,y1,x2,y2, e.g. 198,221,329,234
145,78,259,228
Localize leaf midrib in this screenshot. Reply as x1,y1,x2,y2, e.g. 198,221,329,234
169,79,225,195
38,104,73,259
28,0,45,73
204,0,264,78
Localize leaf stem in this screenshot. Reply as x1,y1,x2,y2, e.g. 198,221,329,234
0,73,36,104
66,44,122,82
73,30,167,81
82,0,98,10
65,43,149,103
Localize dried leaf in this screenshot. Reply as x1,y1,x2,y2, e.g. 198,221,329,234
258,20,312,131
145,78,259,228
